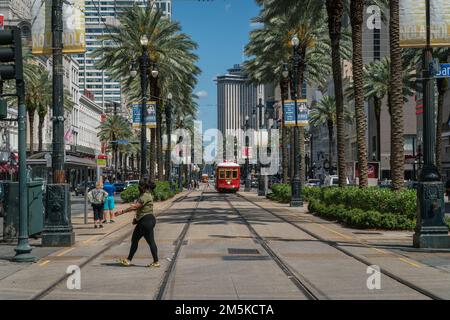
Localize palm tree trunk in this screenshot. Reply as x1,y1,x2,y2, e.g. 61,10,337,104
351,0,368,188
328,120,334,174
280,80,289,184
436,79,448,175
389,0,404,191
157,105,164,180
374,98,381,161
28,108,36,153
326,0,346,187
38,114,45,152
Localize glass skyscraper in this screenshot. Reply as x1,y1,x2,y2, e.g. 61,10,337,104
76,0,172,108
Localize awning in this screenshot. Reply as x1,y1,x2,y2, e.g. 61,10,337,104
27,152,97,168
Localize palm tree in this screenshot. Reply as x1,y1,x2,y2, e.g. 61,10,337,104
346,57,416,163
349,0,368,188
98,115,133,180
325,0,347,187
309,95,353,174
92,4,200,180
389,0,404,191
245,1,351,186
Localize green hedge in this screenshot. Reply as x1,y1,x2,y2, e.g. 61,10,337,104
307,199,416,230
120,181,179,203
268,184,450,230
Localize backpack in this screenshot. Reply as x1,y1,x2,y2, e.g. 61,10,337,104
89,189,107,204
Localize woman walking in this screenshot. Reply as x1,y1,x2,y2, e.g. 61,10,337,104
87,181,109,228
116,180,160,268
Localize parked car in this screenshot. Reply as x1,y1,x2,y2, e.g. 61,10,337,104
124,180,139,190
114,181,126,192
74,181,95,196
323,175,349,187
305,179,321,187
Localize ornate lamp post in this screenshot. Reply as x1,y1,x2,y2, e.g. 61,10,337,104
244,115,251,192
414,0,450,248
178,116,184,191
165,92,174,190
283,35,303,207
254,98,266,196
130,34,158,180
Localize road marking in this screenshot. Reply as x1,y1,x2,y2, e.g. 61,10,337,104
398,257,422,268
38,260,50,266
83,235,98,244
56,247,75,257
318,224,353,240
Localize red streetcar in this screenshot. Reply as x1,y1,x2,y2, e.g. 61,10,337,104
215,162,241,193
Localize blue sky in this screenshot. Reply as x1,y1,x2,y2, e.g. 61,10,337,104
172,0,261,132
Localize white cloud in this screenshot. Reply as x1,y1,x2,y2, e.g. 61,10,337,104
250,22,263,29
196,90,208,98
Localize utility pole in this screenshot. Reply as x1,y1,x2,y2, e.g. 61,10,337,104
42,0,75,247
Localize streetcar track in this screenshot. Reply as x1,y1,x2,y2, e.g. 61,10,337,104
30,189,199,300
235,193,443,300
223,194,321,300
154,186,205,300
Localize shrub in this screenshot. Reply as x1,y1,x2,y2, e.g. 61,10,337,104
308,199,416,230
120,181,179,203
120,184,139,203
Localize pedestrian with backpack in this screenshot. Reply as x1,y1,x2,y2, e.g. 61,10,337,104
87,181,109,229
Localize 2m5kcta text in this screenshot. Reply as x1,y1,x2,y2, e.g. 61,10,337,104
175,304,275,318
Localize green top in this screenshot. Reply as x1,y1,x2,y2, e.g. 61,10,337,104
136,192,154,221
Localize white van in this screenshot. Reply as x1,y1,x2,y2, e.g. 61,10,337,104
323,175,349,187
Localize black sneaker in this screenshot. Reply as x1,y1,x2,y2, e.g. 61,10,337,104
102,220,108,224
99,224,104,228
110,220,115,223
94,224,98,229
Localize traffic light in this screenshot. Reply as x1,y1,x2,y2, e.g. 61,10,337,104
0,27,23,119
0,27,23,82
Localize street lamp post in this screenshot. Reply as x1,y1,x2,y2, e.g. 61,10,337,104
284,35,303,207
166,93,174,191
178,117,184,191
255,99,266,196
414,0,450,248
131,35,158,180
244,115,251,192
42,0,75,247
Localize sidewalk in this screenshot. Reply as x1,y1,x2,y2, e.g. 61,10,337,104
0,190,187,299
239,191,450,299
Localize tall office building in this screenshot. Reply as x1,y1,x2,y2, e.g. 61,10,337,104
216,64,264,161
76,0,172,108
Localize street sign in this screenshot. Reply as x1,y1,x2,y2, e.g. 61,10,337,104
0,15,4,30
116,140,128,145
435,63,450,78
284,99,309,127
132,101,157,129
96,154,107,168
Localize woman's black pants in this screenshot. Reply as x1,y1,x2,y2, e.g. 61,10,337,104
127,214,158,263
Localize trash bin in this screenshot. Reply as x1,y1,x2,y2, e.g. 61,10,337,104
1,181,44,242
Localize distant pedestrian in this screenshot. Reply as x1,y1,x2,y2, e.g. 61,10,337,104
116,180,159,268
103,180,116,223
87,181,109,229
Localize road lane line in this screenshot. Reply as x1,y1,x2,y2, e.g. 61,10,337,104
38,260,50,267
83,235,98,244
56,247,75,257
317,224,353,240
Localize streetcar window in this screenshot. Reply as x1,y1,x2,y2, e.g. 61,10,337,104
232,170,238,179
219,170,225,179
226,170,231,179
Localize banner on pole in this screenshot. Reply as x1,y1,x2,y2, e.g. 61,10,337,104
283,99,309,127
132,101,157,129
32,0,86,55
400,0,450,47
